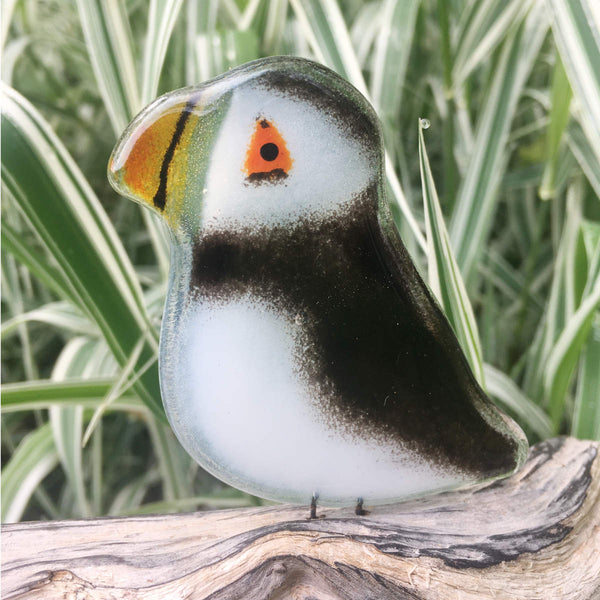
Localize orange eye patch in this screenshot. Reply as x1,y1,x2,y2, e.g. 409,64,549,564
244,118,293,182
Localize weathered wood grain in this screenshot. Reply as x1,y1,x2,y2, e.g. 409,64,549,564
2,437,599,599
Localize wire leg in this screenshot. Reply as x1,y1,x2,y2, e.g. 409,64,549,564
355,497,369,516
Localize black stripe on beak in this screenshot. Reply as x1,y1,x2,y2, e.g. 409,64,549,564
152,93,202,210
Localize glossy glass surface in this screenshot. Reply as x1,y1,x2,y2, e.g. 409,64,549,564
109,57,528,506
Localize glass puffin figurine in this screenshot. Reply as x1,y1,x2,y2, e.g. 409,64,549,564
108,56,528,514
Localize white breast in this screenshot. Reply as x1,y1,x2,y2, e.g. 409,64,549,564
161,292,468,505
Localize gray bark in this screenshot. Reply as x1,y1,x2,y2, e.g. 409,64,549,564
2,437,599,599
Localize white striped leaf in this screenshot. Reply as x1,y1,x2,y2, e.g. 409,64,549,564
419,121,485,385
146,418,195,502
141,0,185,104
567,119,600,199
290,0,367,93
108,469,161,515
524,186,583,400
195,29,259,82
1,215,80,309
1,302,98,339
262,0,289,54
571,318,600,440
544,227,600,427
544,275,600,428
547,0,600,169
540,56,573,200
49,337,103,518
1,423,59,523
238,0,263,31
484,363,553,440
290,0,426,251
0,379,143,414
1,85,162,417
75,0,171,277
370,0,420,125
1,0,18,50
75,0,140,134
453,0,533,87
450,3,548,283
350,2,384,67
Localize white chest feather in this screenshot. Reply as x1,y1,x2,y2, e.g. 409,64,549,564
161,293,466,505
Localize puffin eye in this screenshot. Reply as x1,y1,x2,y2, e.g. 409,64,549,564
260,143,279,161
244,118,292,183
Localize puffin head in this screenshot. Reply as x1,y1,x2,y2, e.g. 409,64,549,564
108,57,383,240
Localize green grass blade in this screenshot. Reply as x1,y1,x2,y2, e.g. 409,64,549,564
524,184,599,428
186,0,218,84
484,363,553,440
75,0,170,277
195,29,260,80
1,216,80,308
453,0,532,87
523,191,580,397
481,249,544,311
370,0,420,124
238,0,263,31
1,85,163,418
193,0,221,82
82,337,146,446
2,37,30,86
1,423,59,523
547,0,600,168
567,119,600,198
107,469,160,515
262,0,289,54
571,315,600,440
48,337,104,518
544,241,600,429
1,195,40,381
436,0,458,205
544,278,600,429
219,0,243,26
571,317,600,440
450,5,548,283
539,55,573,200
290,0,367,92
581,220,600,275
146,418,194,501
385,158,426,254
141,0,185,104
419,121,485,385
140,212,170,282
1,86,155,337
1,0,17,50
527,183,595,401
290,0,426,252
1,302,98,339
91,420,103,515
1,379,143,413
350,2,384,67
75,0,141,134
49,405,90,517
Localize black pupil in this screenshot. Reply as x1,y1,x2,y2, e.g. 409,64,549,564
260,143,279,161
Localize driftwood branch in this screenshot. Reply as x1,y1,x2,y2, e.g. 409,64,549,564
2,437,599,599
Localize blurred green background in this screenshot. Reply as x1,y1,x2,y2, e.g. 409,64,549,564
2,0,599,522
